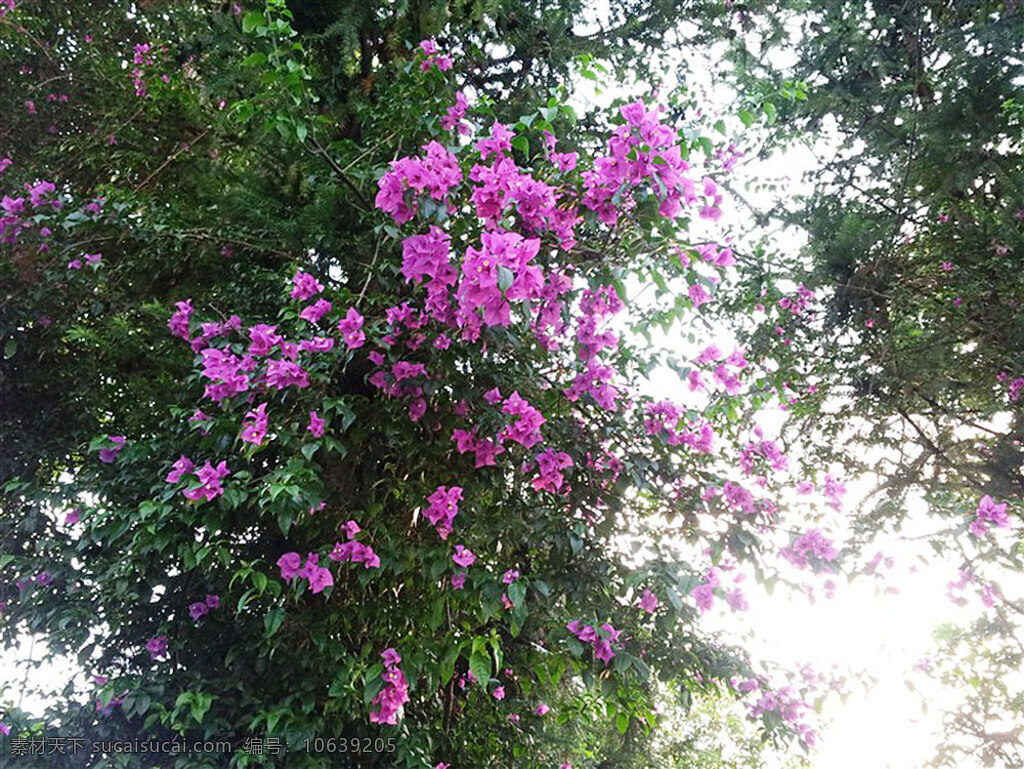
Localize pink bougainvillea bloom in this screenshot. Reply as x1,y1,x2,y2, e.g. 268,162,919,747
247,323,282,355
435,763,450,769
492,686,505,700
240,402,269,445
188,602,208,621
409,397,427,422
290,270,324,301
451,571,467,590
781,528,839,569
165,455,193,483
277,552,302,581
25,100,36,114
65,508,80,525
452,545,476,567
369,647,410,724
689,283,710,308
593,639,615,663
337,307,365,348
970,494,1010,537
328,539,381,569
67,259,83,270
1008,377,1024,402
308,565,334,594
340,519,361,539
308,410,325,437
299,298,332,324
205,594,219,609
0,723,10,736
691,581,715,612
84,252,102,266
167,299,193,340
736,678,759,693
639,588,658,614
502,569,519,584
532,448,573,492
535,703,550,716
440,91,470,133
98,435,126,463
865,318,874,328
500,391,545,448
725,586,749,611
146,636,168,660
423,485,463,539
261,357,306,390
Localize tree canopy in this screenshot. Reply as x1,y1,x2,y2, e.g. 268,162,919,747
1,1,1022,768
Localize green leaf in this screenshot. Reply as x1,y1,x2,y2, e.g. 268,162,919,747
616,711,629,734
469,637,491,686
276,509,293,536
191,692,212,724
496,265,515,292
507,581,526,608
511,135,529,157
763,101,777,124
242,51,267,67
738,108,755,127
3,338,16,359
440,643,461,685
242,11,264,33
264,607,285,636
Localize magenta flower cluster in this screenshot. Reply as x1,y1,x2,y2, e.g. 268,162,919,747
329,519,381,569
369,648,410,724
278,552,334,594
566,620,622,664
188,594,220,622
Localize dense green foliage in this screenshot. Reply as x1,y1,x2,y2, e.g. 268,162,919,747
0,2,810,768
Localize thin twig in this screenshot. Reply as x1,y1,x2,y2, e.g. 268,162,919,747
309,135,372,211
133,128,210,192
355,234,383,309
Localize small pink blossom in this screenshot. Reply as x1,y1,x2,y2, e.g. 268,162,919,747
453,544,476,568
639,588,658,614
308,411,325,437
